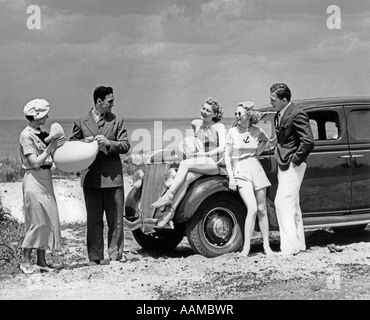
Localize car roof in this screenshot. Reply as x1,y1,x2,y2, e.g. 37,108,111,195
258,96,370,112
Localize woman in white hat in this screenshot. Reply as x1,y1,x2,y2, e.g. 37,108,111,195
19,98,65,273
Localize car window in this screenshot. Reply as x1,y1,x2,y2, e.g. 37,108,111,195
309,119,319,140
257,118,273,139
348,109,370,141
307,110,340,141
256,116,276,149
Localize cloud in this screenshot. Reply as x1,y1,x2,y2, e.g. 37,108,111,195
1,0,370,120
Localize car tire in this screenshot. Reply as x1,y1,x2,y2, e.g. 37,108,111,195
132,223,185,251
186,193,245,257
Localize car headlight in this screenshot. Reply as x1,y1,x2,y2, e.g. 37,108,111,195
132,169,144,188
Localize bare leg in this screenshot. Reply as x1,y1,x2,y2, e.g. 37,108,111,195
151,157,219,208
255,188,273,255
157,172,201,228
238,181,258,257
170,157,220,194
171,172,202,210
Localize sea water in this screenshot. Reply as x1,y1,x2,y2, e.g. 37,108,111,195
0,118,236,160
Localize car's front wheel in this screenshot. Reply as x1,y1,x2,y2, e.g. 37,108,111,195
186,193,245,257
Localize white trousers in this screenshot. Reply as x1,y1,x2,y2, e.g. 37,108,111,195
275,162,306,254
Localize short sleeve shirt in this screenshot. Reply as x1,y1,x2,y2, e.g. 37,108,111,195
19,126,53,170
226,125,269,163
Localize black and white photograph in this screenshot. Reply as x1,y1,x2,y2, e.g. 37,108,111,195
0,0,369,303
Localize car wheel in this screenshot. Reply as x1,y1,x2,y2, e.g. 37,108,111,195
186,193,245,257
332,224,368,234
132,223,185,251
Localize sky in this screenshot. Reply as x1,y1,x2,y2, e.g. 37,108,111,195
1,0,370,120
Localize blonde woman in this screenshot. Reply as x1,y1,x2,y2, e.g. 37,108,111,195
225,101,273,256
151,97,226,228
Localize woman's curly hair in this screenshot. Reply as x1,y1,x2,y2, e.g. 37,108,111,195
238,101,261,125
204,97,223,122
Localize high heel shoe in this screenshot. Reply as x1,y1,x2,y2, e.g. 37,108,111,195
156,208,175,229
151,189,174,208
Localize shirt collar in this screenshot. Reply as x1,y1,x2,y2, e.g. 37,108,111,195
279,101,291,118
92,107,103,123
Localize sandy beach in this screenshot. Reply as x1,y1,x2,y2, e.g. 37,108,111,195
1,176,370,300
0,175,133,224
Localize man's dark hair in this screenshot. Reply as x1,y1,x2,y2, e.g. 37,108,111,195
25,115,34,121
270,83,291,102
93,86,113,104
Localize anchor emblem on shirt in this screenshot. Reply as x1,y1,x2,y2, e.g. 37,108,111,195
243,136,250,144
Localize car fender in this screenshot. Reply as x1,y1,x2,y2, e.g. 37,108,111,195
175,175,240,224
124,186,142,217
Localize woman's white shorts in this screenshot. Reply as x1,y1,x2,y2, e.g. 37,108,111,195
233,157,271,190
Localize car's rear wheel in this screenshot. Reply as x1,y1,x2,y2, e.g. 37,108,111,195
132,223,185,251
186,193,245,257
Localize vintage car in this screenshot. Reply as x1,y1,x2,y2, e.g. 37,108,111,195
123,97,370,257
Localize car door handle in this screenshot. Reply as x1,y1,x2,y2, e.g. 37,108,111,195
339,155,351,159
351,154,364,158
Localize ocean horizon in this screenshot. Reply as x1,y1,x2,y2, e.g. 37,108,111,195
0,117,236,160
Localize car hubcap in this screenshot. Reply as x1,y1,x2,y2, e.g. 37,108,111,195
203,207,236,247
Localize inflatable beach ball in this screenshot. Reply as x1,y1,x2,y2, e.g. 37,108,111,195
175,136,205,160
52,140,99,172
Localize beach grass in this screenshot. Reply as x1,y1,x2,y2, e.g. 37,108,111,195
0,198,24,275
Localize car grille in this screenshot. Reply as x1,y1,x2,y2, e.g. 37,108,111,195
139,163,170,219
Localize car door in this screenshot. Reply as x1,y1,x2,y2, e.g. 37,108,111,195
302,106,351,215
345,105,370,213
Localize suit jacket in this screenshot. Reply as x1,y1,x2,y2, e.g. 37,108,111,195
274,103,314,171
70,109,130,188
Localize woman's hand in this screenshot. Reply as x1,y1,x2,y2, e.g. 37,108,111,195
45,135,65,154
228,177,237,191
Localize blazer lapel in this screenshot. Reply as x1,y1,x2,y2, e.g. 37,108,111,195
99,112,116,137
280,103,295,129
83,110,99,137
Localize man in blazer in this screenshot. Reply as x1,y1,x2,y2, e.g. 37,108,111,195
71,86,130,264
270,83,314,255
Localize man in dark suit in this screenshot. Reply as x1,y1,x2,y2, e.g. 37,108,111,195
270,83,314,255
71,86,130,264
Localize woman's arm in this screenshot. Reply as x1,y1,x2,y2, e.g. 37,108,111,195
256,139,269,157
224,130,237,191
26,138,61,169
255,127,269,157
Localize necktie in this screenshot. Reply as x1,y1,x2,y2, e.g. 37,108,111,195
97,115,105,128
275,112,281,130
